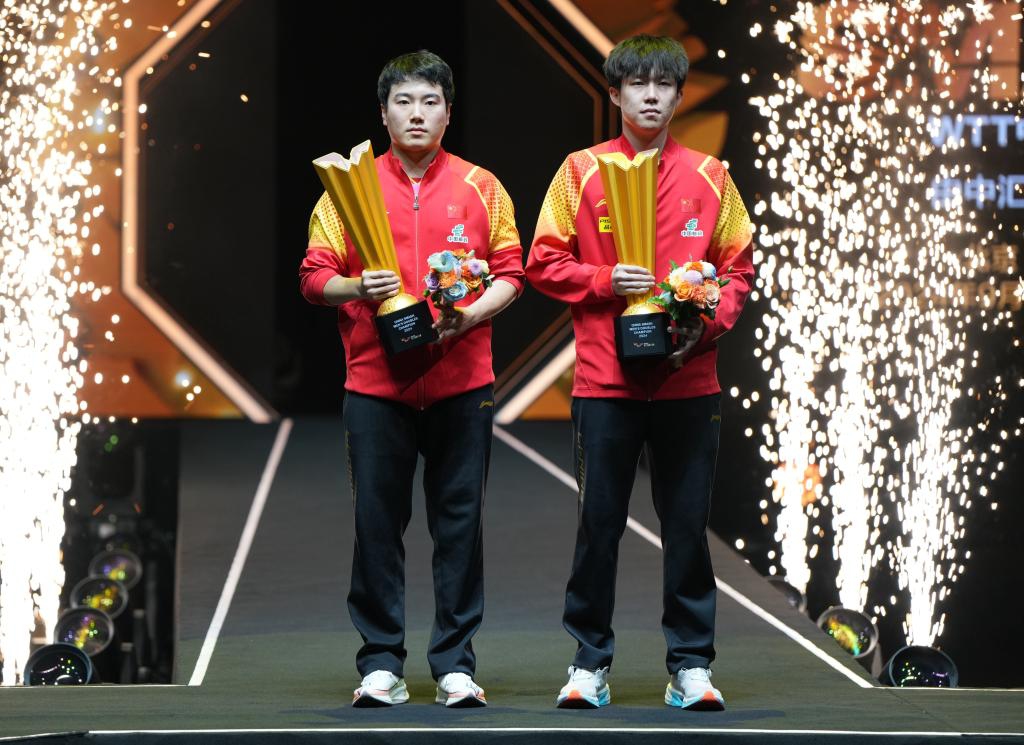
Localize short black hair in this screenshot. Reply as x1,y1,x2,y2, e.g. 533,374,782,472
377,50,454,106
603,35,689,90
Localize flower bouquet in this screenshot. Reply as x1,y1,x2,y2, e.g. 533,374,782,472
651,260,730,324
423,249,493,308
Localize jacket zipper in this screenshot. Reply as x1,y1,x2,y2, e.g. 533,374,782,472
413,180,425,411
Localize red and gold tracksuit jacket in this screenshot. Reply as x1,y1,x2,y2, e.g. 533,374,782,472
299,147,525,409
526,135,754,400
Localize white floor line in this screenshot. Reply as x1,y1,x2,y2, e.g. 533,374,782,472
492,424,874,690
187,418,294,687
80,727,1024,737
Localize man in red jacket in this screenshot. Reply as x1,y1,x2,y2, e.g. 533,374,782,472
299,50,524,708
526,35,754,710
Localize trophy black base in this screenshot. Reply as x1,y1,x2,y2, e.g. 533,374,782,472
615,313,671,360
375,302,438,356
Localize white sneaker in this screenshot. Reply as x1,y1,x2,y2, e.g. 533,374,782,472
665,667,725,710
435,672,487,707
352,669,409,707
555,665,610,708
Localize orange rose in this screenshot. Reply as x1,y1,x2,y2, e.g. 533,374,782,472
464,275,482,291
704,281,721,308
689,285,707,307
438,270,459,289
684,261,704,273
674,284,693,302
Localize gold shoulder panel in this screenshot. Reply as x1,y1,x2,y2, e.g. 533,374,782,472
309,191,346,259
711,173,753,262
465,168,520,252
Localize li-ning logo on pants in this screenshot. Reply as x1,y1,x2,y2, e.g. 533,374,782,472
447,223,470,243
681,217,704,238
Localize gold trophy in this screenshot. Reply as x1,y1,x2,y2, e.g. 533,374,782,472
596,149,671,359
313,140,436,355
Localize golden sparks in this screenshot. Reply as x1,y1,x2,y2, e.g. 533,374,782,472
749,1,1022,645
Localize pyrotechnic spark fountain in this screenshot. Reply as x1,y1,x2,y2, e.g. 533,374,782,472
0,0,112,684
750,1,1022,645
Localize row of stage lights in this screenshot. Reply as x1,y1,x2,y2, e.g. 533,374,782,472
23,544,152,685
769,578,958,688
17,422,175,686
28,561,955,687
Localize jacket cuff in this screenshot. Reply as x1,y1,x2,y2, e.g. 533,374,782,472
494,274,525,297
592,264,615,301
305,268,337,306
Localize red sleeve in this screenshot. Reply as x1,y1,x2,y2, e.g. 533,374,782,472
488,247,525,296
693,171,755,354
298,196,349,306
299,246,345,306
526,153,616,305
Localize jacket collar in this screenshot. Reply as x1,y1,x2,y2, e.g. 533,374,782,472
383,145,449,181
613,133,682,166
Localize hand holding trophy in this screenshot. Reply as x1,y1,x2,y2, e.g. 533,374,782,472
313,141,437,355
596,149,671,359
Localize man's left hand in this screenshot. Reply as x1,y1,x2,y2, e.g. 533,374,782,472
433,305,478,341
667,318,704,370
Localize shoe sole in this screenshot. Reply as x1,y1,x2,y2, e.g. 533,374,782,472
353,693,395,707
353,683,409,707
665,686,724,711
436,692,487,708
556,687,611,709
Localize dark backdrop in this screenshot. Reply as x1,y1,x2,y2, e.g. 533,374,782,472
136,0,1024,687
143,0,609,415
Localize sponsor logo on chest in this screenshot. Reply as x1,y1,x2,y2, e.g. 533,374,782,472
681,217,704,238
447,223,470,244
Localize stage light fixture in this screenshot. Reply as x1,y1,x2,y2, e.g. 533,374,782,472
89,549,143,591
816,606,879,659
53,608,115,658
23,644,94,686
70,576,129,621
767,577,808,613
883,645,959,688
53,606,122,682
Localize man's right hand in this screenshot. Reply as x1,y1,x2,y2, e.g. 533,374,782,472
611,264,656,296
361,270,401,301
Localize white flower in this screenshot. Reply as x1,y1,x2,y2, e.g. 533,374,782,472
668,267,688,286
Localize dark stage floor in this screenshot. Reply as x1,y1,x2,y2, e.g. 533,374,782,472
1,418,1022,744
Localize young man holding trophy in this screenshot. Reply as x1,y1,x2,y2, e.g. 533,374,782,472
526,35,754,710
299,51,523,708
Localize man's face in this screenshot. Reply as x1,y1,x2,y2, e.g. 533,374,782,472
381,78,450,155
610,74,682,135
